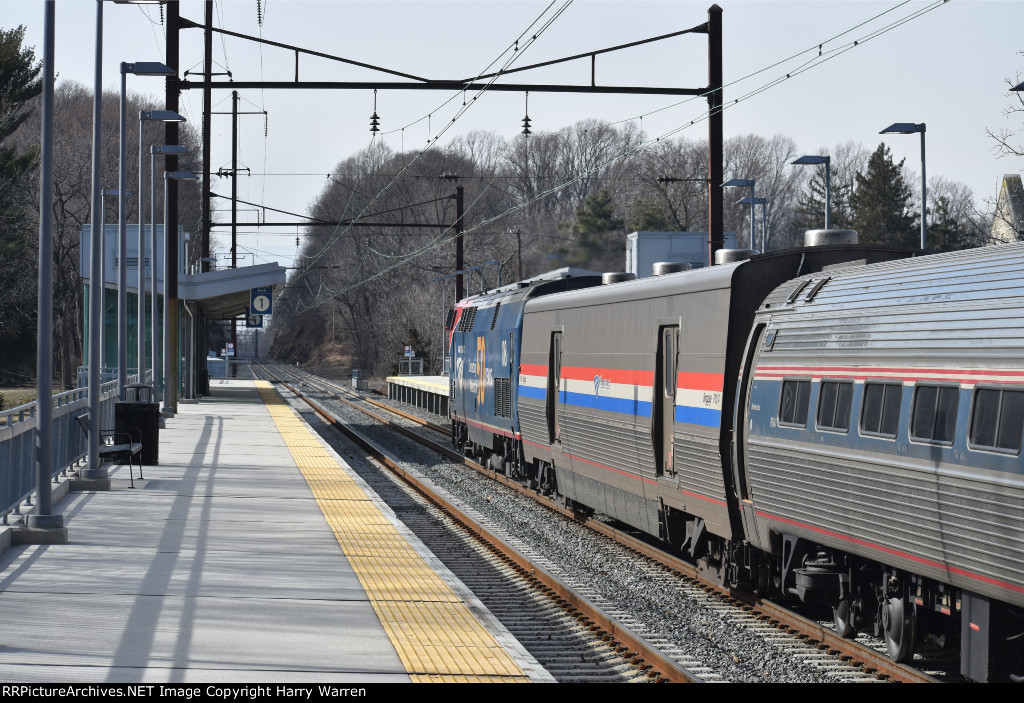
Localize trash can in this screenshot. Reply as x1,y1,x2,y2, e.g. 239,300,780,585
116,383,160,465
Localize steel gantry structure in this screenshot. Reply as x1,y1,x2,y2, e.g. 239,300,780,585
156,1,724,397
167,1,725,285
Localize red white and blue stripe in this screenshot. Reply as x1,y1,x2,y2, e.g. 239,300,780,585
520,365,725,429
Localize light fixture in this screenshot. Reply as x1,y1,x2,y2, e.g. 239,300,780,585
791,155,831,230
148,145,190,402
723,178,756,250
137,110,187,391
737,196,767,253
116,59,176,398
880,122,927,249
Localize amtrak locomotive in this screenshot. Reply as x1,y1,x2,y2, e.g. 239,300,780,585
447,236,1024,682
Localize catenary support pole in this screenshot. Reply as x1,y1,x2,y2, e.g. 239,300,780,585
84,0,104,479
30,0,64,531
707,4,723,266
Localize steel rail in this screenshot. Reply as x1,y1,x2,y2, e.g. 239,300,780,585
257,364,700,683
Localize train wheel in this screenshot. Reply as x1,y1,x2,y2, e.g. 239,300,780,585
881,596,916,662
833,599,856,639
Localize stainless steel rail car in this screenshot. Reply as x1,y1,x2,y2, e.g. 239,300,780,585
737,242,1024,682
516,245,910,574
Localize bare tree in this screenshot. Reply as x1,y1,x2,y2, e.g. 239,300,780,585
987,51,1024,161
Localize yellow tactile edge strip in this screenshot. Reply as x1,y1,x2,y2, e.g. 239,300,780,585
255,381,530,683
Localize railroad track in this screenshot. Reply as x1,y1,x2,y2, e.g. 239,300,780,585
256,362,943,683
255,363,696,682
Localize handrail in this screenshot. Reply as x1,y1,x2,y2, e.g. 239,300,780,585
0,371,151,523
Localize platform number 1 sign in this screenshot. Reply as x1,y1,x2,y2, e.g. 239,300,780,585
250,287,273,316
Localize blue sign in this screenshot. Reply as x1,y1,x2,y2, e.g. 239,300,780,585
250,287,272,315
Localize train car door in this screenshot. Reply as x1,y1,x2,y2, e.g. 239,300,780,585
734,323,768,547
654,325,679,477
547,331,562,445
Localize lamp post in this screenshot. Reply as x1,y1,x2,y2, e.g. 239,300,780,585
99,187,123,376
161,170,198,418
737,196,768,253
723,178,757,250
792,155,831,230
137,111,186,391
84,0,106,480
118,61,175,399
880,122,927,250
150,145,190,401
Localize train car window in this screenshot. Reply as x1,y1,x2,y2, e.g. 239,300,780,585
547,332,562,443
910,384,959,444
969,388,1024,454
444,308,455,329
778,379,811,427
663,329,677,399
817,380,853,432
860,382,902,438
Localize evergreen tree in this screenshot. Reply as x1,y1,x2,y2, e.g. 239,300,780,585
574,188,623,235
558,189,625,270
850,143,917,248
928,195,974,252
0,26,42,379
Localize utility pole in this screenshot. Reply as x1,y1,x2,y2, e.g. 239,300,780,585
231,89,238,373
166,0,181,412
202,0,212,272
455,185,465,302
707,4,723,266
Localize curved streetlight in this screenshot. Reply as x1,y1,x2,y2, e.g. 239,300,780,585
880,122,926,250
99,187,125,376
723,178,756,249
137,110,186,390
149,145,190,402
737,196,767,253
792,155,831,230
118,60,176,399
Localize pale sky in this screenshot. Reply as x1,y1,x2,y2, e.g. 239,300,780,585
5,0,1023,268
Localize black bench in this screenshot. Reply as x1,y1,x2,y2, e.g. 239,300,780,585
75,414,143,488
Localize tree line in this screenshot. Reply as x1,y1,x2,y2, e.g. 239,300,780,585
0,26,202,388
267,121,997,377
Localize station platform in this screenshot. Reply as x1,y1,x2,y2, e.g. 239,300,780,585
0,379,548,683
386,375,449,417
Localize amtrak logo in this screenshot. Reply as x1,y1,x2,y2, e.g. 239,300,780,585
594,375,611,396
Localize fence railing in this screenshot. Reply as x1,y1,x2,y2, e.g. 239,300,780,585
0,372,148,525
